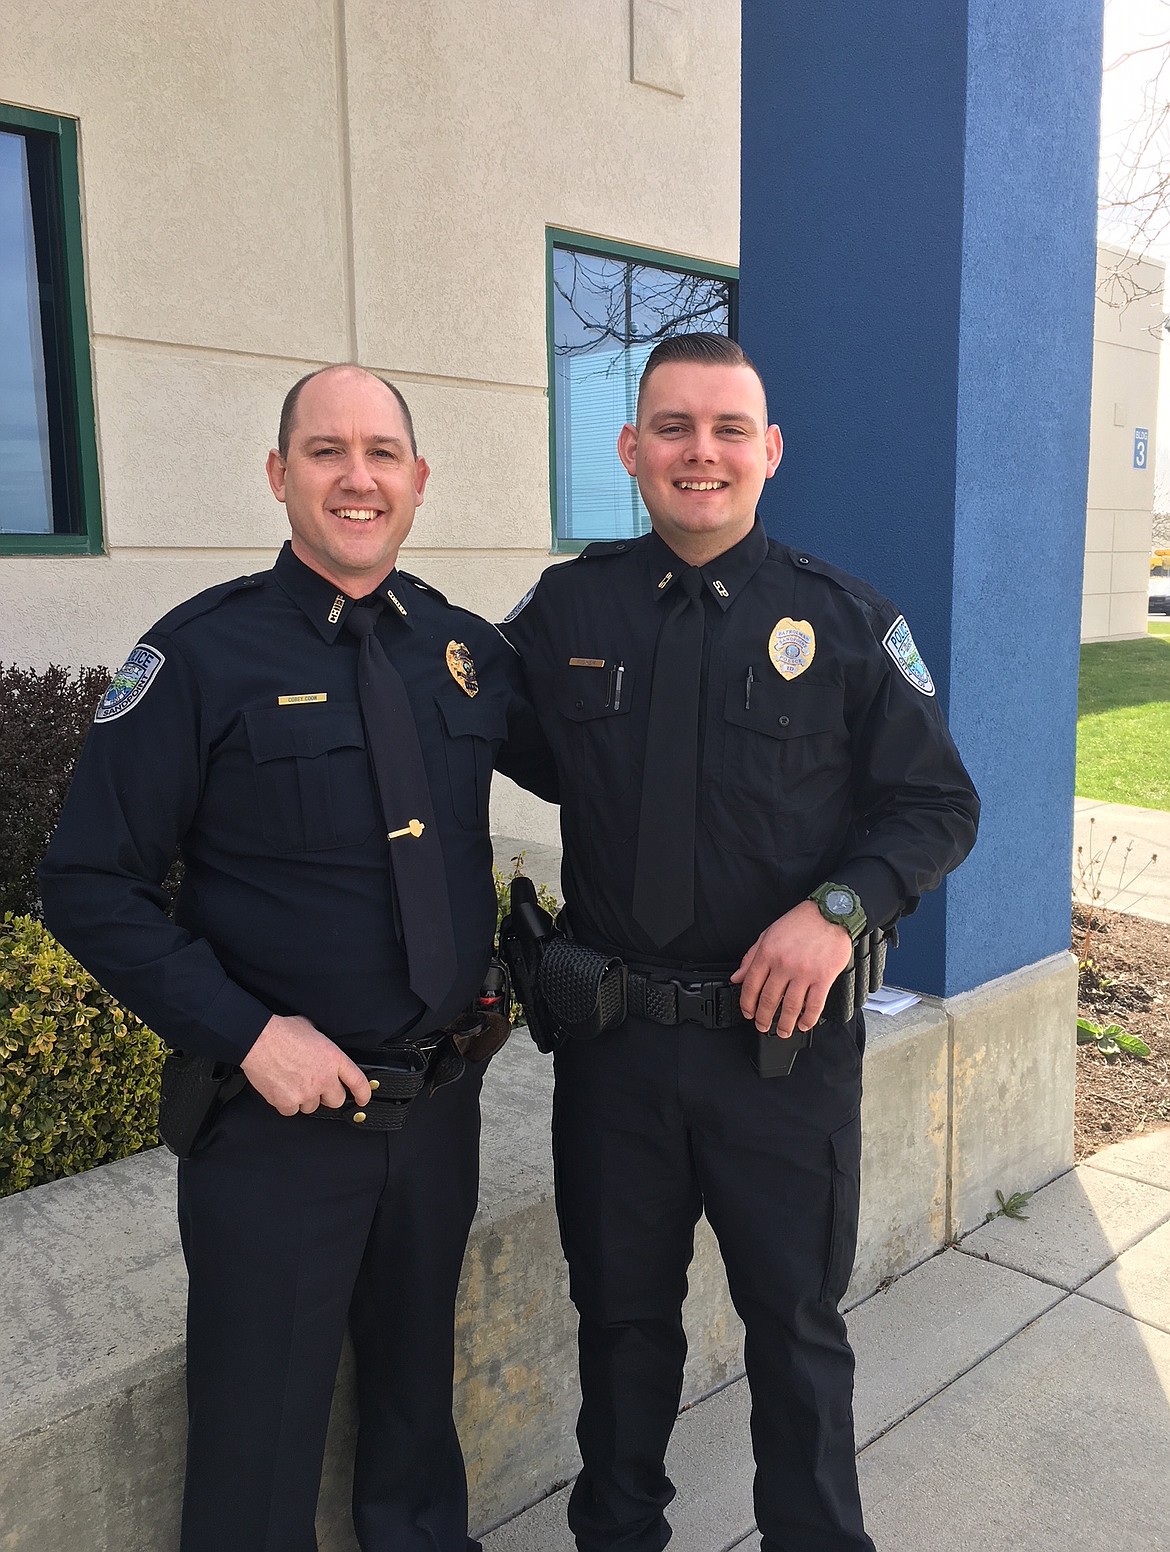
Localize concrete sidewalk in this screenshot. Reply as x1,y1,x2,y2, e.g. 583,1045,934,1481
482,1127,1170,1552
1074,797,1170,924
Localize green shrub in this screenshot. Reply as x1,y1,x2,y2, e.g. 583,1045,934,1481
0,913,164,1198
0,662,110,917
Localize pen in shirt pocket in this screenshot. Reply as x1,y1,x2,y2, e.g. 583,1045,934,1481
605,658,623,710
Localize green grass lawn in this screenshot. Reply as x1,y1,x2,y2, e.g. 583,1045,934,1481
1076,626,1170,810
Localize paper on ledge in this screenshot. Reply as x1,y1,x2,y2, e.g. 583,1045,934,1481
862,986,921,1016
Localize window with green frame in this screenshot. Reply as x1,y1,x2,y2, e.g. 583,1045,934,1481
547,230,737,550
0,104,102,554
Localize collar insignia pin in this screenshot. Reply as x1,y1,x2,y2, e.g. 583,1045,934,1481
386,587,408,617
768,618,816,680
446,640,479,697
713,579,729,598
327,594,345,624
657,571,673,590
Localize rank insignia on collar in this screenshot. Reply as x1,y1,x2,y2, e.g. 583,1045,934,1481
768,618,816,680
883,615,936,696
328,594,345,624
386,587,409,617
446,640,479,697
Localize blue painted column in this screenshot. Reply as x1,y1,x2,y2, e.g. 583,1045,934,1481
740,1,1103,997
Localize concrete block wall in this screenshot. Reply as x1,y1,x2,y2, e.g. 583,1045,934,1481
0,932,1076,1550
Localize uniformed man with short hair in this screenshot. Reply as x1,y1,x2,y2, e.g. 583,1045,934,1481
501,334,979,1552
40,365,555,1552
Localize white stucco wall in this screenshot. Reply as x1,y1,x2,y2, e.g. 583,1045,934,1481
1083,243,1163,643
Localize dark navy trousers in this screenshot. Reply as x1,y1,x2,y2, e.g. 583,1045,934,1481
552,1013,875,1552
176,1063,486,1552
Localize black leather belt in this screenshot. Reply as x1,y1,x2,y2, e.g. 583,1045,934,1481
307,1037,464,1132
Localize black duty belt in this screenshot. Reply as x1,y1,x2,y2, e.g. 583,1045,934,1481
625,927,890,1031
306,1040,453,1132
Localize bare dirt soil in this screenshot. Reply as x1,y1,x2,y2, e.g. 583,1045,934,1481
1074,904,1170,1160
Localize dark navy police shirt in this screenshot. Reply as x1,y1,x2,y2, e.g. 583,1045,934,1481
40,544,556,1063
501,519,979,973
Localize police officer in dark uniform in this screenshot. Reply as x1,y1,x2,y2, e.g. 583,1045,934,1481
39,365,555,1552
500,334,979,1552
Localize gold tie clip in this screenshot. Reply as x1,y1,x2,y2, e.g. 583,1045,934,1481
387,819,425,840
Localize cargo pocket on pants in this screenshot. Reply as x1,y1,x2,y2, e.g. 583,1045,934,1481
820,1113,862,1306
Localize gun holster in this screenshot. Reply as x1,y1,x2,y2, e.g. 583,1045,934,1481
498,876,562,1052
498,878,630,1050
157,1052,246,1158
537,938,627,1042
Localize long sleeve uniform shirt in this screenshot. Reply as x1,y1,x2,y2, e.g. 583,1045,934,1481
500,520,979,973
39,544,556,1063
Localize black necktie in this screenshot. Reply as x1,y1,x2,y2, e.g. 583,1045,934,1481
345,602,458,1011
632,567,705,946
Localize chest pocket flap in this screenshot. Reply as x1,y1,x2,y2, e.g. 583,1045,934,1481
435,693,508,830
245,703,366,761
556,663,634,722
723,676,843,740
243,703,374,852
436,693,509,743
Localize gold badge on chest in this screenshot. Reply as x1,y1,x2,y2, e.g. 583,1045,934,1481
768,618,816,680
446,640,479,697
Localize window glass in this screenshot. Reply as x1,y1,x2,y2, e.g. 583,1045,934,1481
0,129,54,535
551,243,734,545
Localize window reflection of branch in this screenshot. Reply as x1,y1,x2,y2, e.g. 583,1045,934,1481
553,253,729,357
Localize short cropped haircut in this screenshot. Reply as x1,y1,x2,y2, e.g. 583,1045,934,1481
277,367,418,459
636,333,766,419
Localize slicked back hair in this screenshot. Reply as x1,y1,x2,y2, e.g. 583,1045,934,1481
636,333,767,421
277,366,418,459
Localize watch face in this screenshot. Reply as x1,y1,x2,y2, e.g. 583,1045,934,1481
825,889,856,916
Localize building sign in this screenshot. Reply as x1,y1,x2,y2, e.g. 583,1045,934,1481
1134,428,1149,470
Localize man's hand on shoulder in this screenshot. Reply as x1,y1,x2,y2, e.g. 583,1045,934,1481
731,901,854,1038
241,1014,373,1115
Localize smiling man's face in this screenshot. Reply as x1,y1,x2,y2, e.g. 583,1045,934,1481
266,366,429,596
617,360,783,566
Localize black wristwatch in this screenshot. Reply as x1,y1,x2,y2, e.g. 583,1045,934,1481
808,882,867,943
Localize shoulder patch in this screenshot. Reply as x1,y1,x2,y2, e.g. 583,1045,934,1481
503,581,538,623
95,644,166,722
882,615,936,696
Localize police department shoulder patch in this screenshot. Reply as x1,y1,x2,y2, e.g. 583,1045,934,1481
882,616,935,696
95,644,166,723
502,582,537,623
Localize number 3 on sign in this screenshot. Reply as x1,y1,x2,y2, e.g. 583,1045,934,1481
1134,428,1149,470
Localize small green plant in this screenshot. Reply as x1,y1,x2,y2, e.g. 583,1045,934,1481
1077,1016,1151,1062
983,1189,1033,1225
0,913,164,1197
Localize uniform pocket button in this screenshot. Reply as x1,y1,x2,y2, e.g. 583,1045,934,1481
575,700,584,710
778,716,790,727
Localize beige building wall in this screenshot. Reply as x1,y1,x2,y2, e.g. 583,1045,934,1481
1084,243,1163,642
0,0,740,845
